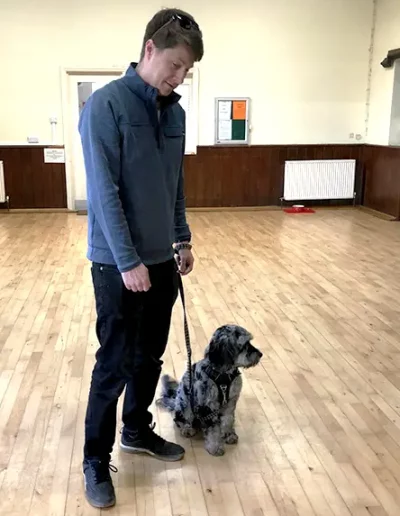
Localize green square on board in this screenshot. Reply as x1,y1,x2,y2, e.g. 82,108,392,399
232,119,246,140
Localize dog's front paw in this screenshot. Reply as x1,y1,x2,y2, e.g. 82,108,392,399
181,427,197,438
205,443,225,456
224,432,238,445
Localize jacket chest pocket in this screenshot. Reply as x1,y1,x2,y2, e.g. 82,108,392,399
126,123,155,158
163,125,184,160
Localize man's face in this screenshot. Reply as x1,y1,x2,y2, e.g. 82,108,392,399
144,41,194,96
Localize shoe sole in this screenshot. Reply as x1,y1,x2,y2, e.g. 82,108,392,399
120,442,184,462
83,473,116,509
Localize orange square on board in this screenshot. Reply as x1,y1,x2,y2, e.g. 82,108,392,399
232,101,246,120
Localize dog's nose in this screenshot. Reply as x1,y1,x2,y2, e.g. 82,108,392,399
257,350,263,358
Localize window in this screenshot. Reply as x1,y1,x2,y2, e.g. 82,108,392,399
389,61,400,146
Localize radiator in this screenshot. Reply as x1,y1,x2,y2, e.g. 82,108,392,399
0,161,5,203
283,159,356,201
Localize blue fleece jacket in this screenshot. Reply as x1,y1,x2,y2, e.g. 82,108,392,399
78,63,191,272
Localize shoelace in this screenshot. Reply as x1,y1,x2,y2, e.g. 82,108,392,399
122,422,166,447
90,460,118,484
119,422,167,453
144,422,166,446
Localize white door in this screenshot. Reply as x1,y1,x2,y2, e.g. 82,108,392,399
65,73,122,211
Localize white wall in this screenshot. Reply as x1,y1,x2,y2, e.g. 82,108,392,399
367,0,400,145
0,0,373,146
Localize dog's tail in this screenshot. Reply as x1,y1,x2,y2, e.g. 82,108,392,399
156,374,178,411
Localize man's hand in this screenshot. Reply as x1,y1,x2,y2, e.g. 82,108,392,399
175,248,194,276
121,263,151,292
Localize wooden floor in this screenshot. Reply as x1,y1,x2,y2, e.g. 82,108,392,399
1,209,400,515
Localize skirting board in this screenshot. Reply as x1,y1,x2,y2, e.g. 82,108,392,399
0,208,71,214
358,206,398,221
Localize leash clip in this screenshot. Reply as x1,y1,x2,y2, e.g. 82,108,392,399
220,385,228,405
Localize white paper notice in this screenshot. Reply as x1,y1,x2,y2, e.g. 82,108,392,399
44,148,65,163
218,100,231,121
218,120,232,140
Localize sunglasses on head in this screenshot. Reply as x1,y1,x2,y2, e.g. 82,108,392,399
152,13,199,38
171,13,199,30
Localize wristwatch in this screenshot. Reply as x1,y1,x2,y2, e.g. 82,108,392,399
174,242,192,252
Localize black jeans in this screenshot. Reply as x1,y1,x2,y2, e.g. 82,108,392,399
84,258,178,460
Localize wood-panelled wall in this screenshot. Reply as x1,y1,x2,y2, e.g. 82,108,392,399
0,143,399,217
0,146,67,209
363,145,400,218
184,144,365,207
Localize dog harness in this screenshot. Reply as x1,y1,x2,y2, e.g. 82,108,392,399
203,365,241,405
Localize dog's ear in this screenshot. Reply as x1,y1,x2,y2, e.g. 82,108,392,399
205,327,236,367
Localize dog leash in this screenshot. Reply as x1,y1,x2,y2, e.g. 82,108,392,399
176,271,193,394
176,270,233,425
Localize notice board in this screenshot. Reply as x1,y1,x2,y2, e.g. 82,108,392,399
214,97,250,145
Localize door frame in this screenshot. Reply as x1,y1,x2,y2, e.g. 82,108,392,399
60,67,125,211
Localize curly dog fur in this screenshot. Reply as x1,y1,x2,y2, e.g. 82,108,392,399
157,324,262,456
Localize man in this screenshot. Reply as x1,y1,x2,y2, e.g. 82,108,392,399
78,8,203,508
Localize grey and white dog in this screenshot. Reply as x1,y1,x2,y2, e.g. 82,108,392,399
157,324,262,456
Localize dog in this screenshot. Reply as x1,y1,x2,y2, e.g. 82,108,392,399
157,324,262,456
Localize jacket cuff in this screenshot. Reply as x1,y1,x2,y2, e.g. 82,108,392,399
117,256,142,273
175,226,192,243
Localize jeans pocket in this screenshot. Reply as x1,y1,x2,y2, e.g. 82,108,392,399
92,262,120,274
92,263,124,308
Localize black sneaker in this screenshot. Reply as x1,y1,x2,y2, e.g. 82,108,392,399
120,423,185,461
83,459,117,508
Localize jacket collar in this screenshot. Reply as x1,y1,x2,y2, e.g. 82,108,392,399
122,62,181,106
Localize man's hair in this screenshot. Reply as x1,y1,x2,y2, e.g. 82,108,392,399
140,8,204,62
